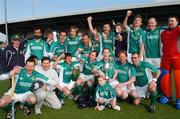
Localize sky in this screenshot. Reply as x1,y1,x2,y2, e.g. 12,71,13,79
0,0,175,24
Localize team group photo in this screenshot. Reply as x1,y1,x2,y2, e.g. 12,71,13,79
0,0,180,119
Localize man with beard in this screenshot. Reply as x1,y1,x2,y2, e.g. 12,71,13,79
159,16,180,110
25,27,49,62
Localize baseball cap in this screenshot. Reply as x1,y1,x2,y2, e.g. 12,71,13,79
11,34,21,41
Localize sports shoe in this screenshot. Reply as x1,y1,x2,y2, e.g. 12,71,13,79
175,98,180,110
159,96,171,104
60,99,65,105
148,105,156,113
74,95,80,101
98,105,105,111
68,95,74,100
20,104,31,115
113,105,121,111
35,108,42,115
5,111,12,119
107,104,112,108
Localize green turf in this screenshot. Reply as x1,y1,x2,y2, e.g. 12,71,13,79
0,80,179,119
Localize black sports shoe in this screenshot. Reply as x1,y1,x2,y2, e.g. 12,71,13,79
20,104,31,115
5,111,12,119
148,105,156,113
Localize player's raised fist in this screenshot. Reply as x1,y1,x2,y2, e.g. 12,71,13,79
127,10,132,17
87,16,92,22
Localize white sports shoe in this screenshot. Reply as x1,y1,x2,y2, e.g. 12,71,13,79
68,95,74,100
35,108,42,115
98,105,105,111
113,105,121,111
74,95,80,101
60,99,65,105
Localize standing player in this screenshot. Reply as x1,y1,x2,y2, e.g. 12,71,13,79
123,10,146,61
45,29,54,46
114,23,127,59
89,26,103,58
66,26,81,61
87,16,116,57
144,17,168,97
49,31,67,61
159,16,180,110
25,27,49,62
75,33,92,58
144,17,163,67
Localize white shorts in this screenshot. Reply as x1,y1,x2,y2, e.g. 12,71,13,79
5,89,34,103
96,97,116,105
109,80,119,88
123,83,136,92
79,73,95,82
136,85,149,98
59,80,75,90
0,73,9,81
110,81,136,92
145,58,161,68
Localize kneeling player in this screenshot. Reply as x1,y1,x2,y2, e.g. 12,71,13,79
76,51,97,99
111,51,137,100
0,58,60,118
131,53,161,113
53,53,80,104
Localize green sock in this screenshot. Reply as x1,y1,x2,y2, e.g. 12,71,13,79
55,89,62,99
150,91,157,105
72,69,80,81
60,92,67,99
71,88,77,95
88,86,94,96
76,85,83,96
23,102,33,108
3,103,12,111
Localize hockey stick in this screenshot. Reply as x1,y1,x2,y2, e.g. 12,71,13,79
11,76,15,119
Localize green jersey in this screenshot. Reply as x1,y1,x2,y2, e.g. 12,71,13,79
92,40,101,54
81,57,97,75
145,27,163,58
91,33,103,55
95,59,116,79
96,82,116,99
127,27,146,53
66,35,80,56
78,42,92,56
15,68,48,94
116,61,136,83
49,40,67,57
25,38,49,60
58,62,79,84
134,61,158,87
101,32,115,56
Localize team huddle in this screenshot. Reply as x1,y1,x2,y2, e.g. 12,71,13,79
0,10,180,119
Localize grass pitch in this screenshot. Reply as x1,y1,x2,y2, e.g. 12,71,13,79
0,80,179,119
